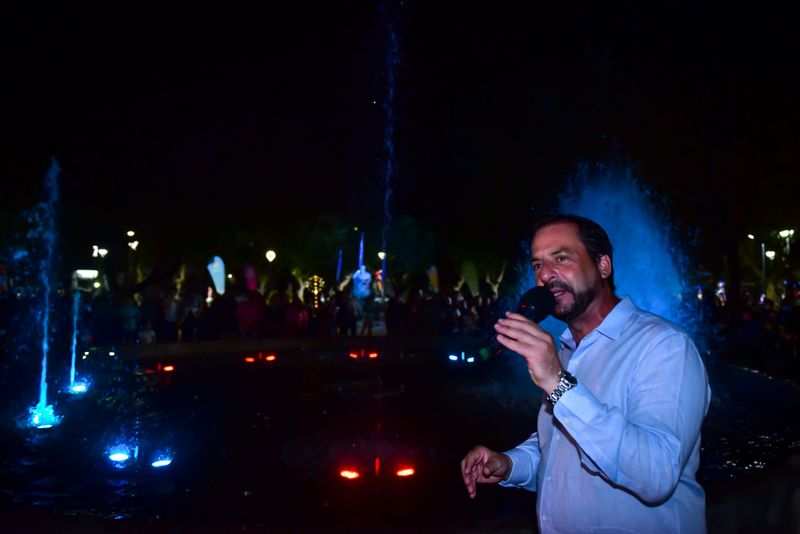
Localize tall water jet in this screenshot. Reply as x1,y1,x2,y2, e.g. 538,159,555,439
380,11,399,279
66,290,88,394
335,248,343,283
28,158,62,428
357,232,365,270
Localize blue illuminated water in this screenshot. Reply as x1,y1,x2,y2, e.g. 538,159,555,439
29,158,62,428
357,232,365,270
69,291,80,389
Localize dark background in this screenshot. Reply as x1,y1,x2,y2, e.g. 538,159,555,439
2,1,798,274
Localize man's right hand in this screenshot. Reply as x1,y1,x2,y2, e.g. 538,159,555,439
460,445,512,499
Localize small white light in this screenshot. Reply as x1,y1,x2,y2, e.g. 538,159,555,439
765,250,776,260
152,458,172,468
779,229,791,239
466,357,475,363
127,230,136,237
128,240,139,251
227,274,233,279
448,355,458,361
98,248,108,258
75,269,99,280
377,251,386,261
747,234,755,240
109,351,116,357
265,250,277,263
93,281,101,289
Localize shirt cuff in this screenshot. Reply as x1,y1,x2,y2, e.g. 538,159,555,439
498,448,535,489
553,382,603,426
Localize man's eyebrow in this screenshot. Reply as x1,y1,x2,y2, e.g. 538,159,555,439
531,247,573,262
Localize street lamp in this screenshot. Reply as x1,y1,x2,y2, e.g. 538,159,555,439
377,251,386,261
765,250,776,261
128,241,139,251
98,248,108,258
126,230,136,238
265,250,277,263
747,234,755,240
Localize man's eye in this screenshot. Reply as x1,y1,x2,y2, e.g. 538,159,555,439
556,256,567,263
532,264,541,271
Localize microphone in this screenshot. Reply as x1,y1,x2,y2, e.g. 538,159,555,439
516,286,556,323
484,287,556,357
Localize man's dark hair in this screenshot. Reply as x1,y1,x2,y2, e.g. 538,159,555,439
531,214,615,291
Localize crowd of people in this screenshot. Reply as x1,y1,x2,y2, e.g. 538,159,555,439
58,274,509,347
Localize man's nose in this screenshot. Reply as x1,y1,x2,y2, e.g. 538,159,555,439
536,263,556,285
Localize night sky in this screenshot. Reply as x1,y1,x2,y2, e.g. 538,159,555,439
2,2,799,272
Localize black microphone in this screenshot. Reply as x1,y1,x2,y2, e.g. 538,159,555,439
485,287,556,356
516,286,556,323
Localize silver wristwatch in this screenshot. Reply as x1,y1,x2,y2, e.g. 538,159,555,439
546,369,578,405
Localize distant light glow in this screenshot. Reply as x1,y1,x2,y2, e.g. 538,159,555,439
765,250,776,260
127,230,135,237
448,355,458,361
152,458,172,468
349,352,359,359
109,452,130,462
396,467,415,477
75,269,99,280
93,281,101,289
98,248,108,258
108,351,116,357
265,250,277,263
368,352,378,359
207,256,226,295
779,229,792,239
162,365,175,372
340,469,360,480
227,274,233,279
466,357,475,363
128,240,139,251
747,234,755,240
92,245,100,258
265,354,277,362
244,356,256,363
697,288,703,301
377,251,386,261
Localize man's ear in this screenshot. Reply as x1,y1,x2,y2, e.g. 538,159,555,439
598,255,612,280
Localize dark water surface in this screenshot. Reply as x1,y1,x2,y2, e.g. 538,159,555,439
1,340,799,532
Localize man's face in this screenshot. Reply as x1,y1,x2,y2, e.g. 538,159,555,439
531,223,605,322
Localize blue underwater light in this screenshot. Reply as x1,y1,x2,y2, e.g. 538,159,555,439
28,403,61,429
66,378,91,395
107,442,138,469
448,352,475,365
150,449,174,469
69,382,88,394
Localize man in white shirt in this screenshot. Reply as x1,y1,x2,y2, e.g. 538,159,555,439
461,214,710,533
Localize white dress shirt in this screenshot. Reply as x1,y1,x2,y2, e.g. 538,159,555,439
501,298,711,533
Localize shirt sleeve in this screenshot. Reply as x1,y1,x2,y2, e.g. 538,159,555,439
553,332,709,504
499,432,541,492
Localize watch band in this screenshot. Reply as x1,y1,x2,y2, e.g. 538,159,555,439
546,369,578,405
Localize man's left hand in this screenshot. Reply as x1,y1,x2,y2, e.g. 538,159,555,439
495,311,561,394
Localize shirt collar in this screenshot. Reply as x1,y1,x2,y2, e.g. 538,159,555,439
559,297,637,349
